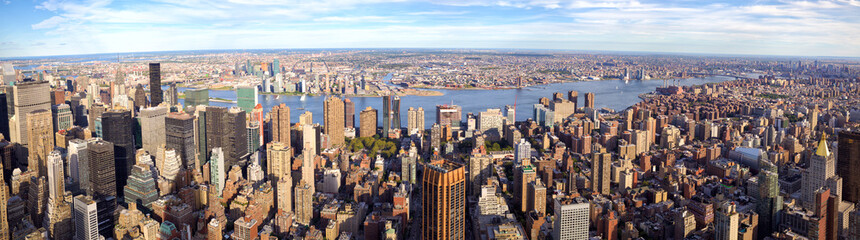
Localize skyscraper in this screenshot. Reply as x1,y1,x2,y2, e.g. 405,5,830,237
344,98,355,129
757,157,783,238
266,142,292,182
478,108,504,141
422,160,465,240
210,147,226,196
0,152,7,240
51,104,72,133
592,152,612,195
26,109,53,176
838,130,860,203
101,109,134,197
382,96,391,137
515,159,537,212
183,88,209,108
392,96,401,131
553,197,590,240
294,181,314,225
715,201,739,240
407,107,424,135
801,135,840,210
568,90,578,109
149,63,162,106
46,151,64,203
69,139,88,194
0,93,8,141
324,96,344,147
165,112,196,169
359,106,377,138
5,80,51,147
206,106,248,167
584,92,595,109
87,138,116,198
73,195,99,240
270,104,291,144
124,164,158,211
436,104,462,127
504,105,516,126
236,86,258,113
140,106,168,155
515,139,531,163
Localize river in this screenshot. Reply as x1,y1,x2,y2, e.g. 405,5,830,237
179,76,735,128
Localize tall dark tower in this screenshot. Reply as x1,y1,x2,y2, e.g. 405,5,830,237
344,98,355,129
149,63,162,106
382,96,391,137
837,130,860,203
392,96,401,131
0,93,8,140
100,109,134,198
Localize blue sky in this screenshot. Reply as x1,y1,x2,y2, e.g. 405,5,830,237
1,0,859,57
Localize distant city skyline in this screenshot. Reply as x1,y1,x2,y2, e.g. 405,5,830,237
1,0,859,58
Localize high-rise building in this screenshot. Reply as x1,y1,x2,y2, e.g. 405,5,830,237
757,158,783,238
478,108,504,141
156,147,181,180
149,63,162,106
344,98,355,129
436,105,462,127
29,175,47,228
140,106,168,155
359,107,377,138
183,88,209,108
26,109,53,176
87,138,116,198
324,96,344,146
583,92,595,109
0,152,7,240
73,195,99,240
5,80,51,147
206,106,248,167
527,181,546,215
392,96,401,131
0,93,9,141
592,152,612,195
270,104,291,144
515,160,537,212
381,95,391,137
123,164,158,211
553,197,590,240
166,83,179,107
210,147,225,196
266,142,292,182
407,107,424,135
568,90,579,109
715,201,739,240
51,104,72,133
468,154,492,197
294,181,314,225
165,112,196,169
422,160,465,240
504,105,516,126
101,109,135,197
801,135,840,210
69,139,88,194
236,86,258,113
515,138,531,163
46,151,64,203
838,130,860,203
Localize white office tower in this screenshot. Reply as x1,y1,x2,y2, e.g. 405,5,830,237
73,195,100,240
553,197,590,240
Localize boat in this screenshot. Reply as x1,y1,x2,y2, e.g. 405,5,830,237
300,94,307,101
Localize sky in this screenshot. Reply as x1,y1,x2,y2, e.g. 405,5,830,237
1,0,859,58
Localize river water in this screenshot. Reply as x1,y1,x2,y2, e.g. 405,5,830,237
179,76,734,127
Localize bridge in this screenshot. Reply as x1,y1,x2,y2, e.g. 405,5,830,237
687,72,749,79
